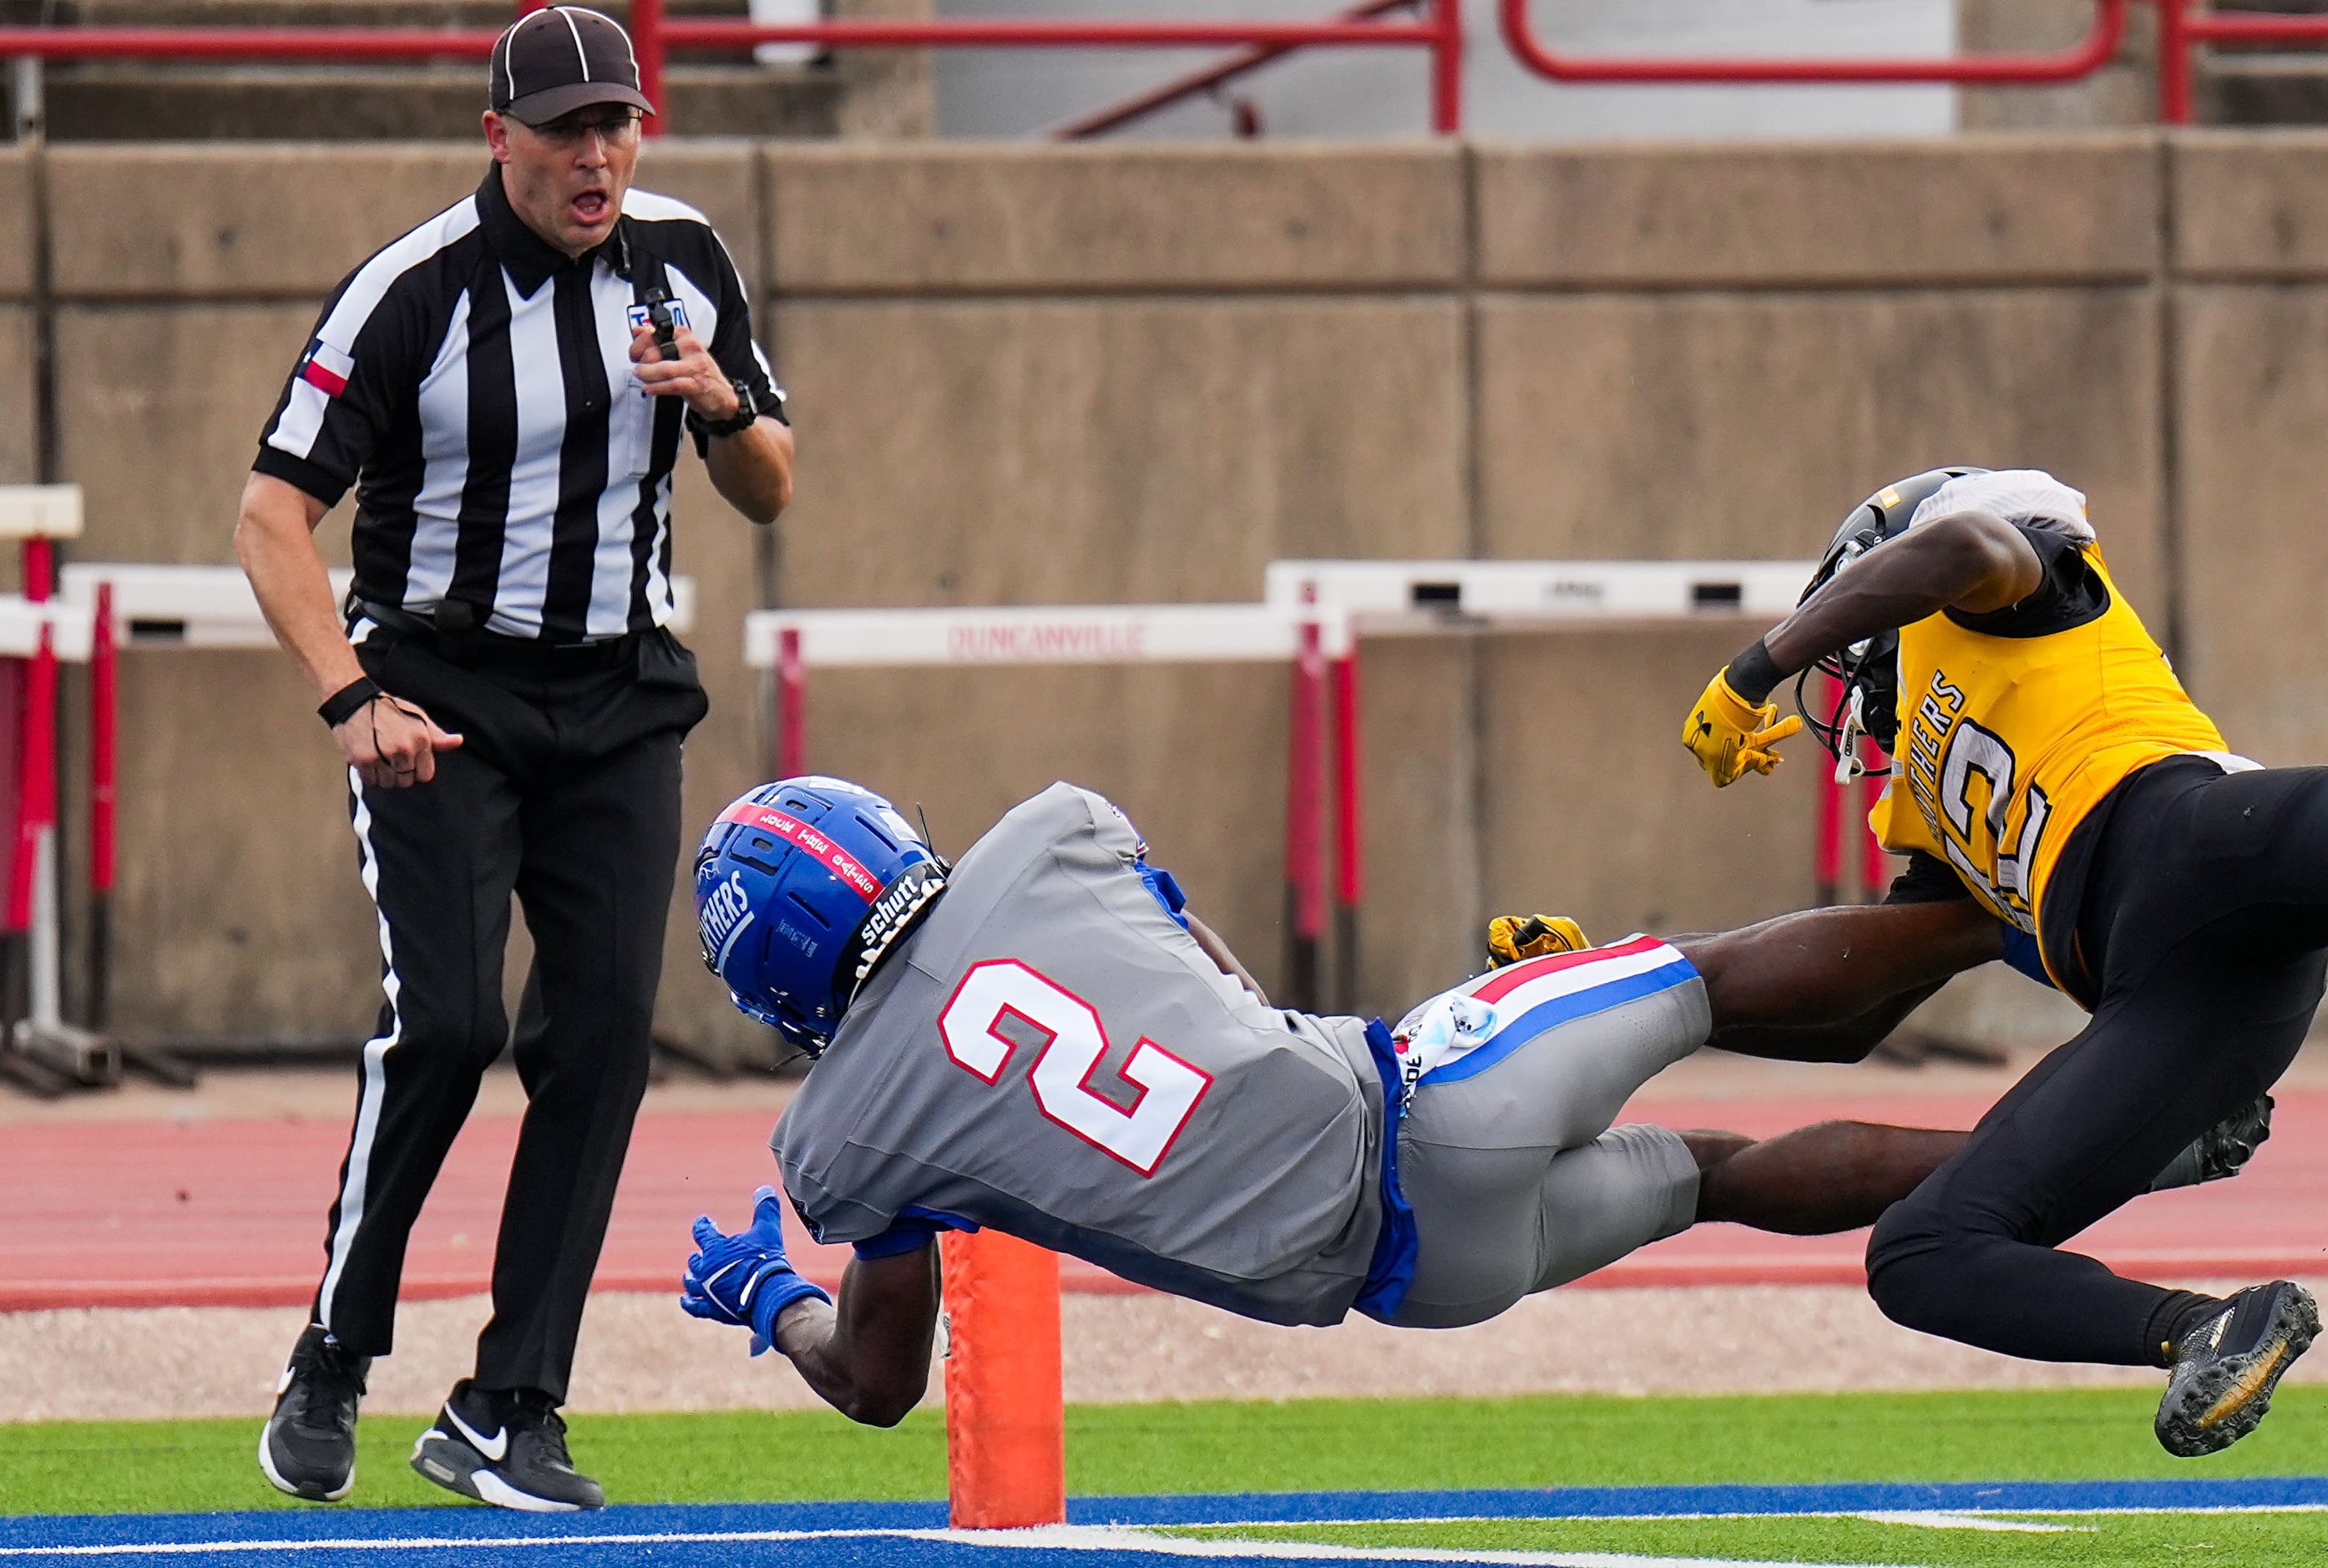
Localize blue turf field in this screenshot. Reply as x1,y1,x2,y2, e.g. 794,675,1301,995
3,1479,2326,1565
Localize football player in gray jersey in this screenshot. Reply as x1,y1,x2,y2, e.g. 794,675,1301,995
678,776,2261,1426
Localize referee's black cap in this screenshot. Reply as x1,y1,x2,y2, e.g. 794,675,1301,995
490,6,656,125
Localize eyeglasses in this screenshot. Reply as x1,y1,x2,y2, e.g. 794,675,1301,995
525,110,642,148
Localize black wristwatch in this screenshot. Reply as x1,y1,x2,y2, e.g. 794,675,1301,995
686,393,760,441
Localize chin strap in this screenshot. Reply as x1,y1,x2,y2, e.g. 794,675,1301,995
1835,685,1872,785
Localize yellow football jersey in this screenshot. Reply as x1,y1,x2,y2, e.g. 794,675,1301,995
1869,542,2225,964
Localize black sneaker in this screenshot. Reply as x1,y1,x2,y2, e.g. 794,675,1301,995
259,1324,370,1501
410,1381,605,1512
2150,1095,2275,1192
2157,1281,2319,1457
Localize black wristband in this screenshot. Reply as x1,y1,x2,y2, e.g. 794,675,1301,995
687,392,761,441
318,676,383,729
1723,639,1784,706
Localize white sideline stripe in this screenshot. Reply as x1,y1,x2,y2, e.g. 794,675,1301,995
1661,1504,2326,1522
0,1527,1888,1567
1210,1505,2328,1527
317,769,402,1330
18,1504,2328,1563
929,1526,1881,1565
944,1525,1871,1563
1847,1512,2075,1533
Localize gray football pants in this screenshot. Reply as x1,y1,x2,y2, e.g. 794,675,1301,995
1388,976,1712,1328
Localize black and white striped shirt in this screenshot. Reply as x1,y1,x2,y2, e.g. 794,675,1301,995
255,164,785,642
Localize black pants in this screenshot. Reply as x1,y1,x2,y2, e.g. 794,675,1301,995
313,628,707,1402
1868,759,2328,1366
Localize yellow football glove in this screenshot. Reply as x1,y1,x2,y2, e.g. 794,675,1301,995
1485,913,1590,969
1683,668,1803,787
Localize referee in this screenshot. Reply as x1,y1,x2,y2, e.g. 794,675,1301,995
235,7,791,1512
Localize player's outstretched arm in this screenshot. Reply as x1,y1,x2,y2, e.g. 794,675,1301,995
771,1247,941,1428
1683,509,2046,787
1762,508,2045,688
682,1187,940,1427
1676,900,2004,1064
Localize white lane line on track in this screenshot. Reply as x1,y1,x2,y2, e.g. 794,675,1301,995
0,1525,1896,1567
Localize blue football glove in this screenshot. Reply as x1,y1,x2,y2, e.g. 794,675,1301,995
681,1185,831,1356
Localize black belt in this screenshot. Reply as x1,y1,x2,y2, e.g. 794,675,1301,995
352,598,640,674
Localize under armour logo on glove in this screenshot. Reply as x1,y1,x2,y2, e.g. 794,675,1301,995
1683,668,1802,787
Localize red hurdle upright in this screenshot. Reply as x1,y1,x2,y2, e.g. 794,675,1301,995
776,625,805,780
1812,670,1894,905
88,581,115,1029
1329,642,1363,1014
1814,671,1846,908
1283,608,1328,1010
9,536,56,943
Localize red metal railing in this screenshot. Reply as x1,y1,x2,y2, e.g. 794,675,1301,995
1053,0,1428,142
0,3,2322,144
0,3,1464,138
0,28,498,62
1501,0,2131,87
660,4,1464,136
2158,1,2328,125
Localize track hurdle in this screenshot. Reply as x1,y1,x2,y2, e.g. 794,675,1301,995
743,600,1354,1012
0,554,703,1094
752,563,1834,1015
0,486,109,1089
1262,558,1824,979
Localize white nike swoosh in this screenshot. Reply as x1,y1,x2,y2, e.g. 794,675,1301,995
445,1404,509,1462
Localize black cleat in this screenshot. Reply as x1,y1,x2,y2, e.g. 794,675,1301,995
259,1324,369,1502
2150,1095,2274,1193
2157,1280,2319,1457
2195,1094,2275,1182
410,1380,605,1512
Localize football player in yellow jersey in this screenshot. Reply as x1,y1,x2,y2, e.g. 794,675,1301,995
1675,467,2319,1457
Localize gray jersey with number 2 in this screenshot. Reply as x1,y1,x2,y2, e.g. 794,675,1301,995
772,782,1386,1327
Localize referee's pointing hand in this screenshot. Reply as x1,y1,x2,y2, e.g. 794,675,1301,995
334,694,463,791
630,323,742,422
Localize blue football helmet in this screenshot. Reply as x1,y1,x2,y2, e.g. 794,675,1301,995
695,776,947,1057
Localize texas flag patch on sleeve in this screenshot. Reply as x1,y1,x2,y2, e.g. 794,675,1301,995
297,341,353,398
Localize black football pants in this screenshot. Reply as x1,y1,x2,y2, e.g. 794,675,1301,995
311,629,706,1404
1867,760,2328,1366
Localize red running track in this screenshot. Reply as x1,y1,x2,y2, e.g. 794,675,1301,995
3,1091,2323,1312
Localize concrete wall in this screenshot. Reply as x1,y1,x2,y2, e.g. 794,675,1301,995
20,130,2328,1060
